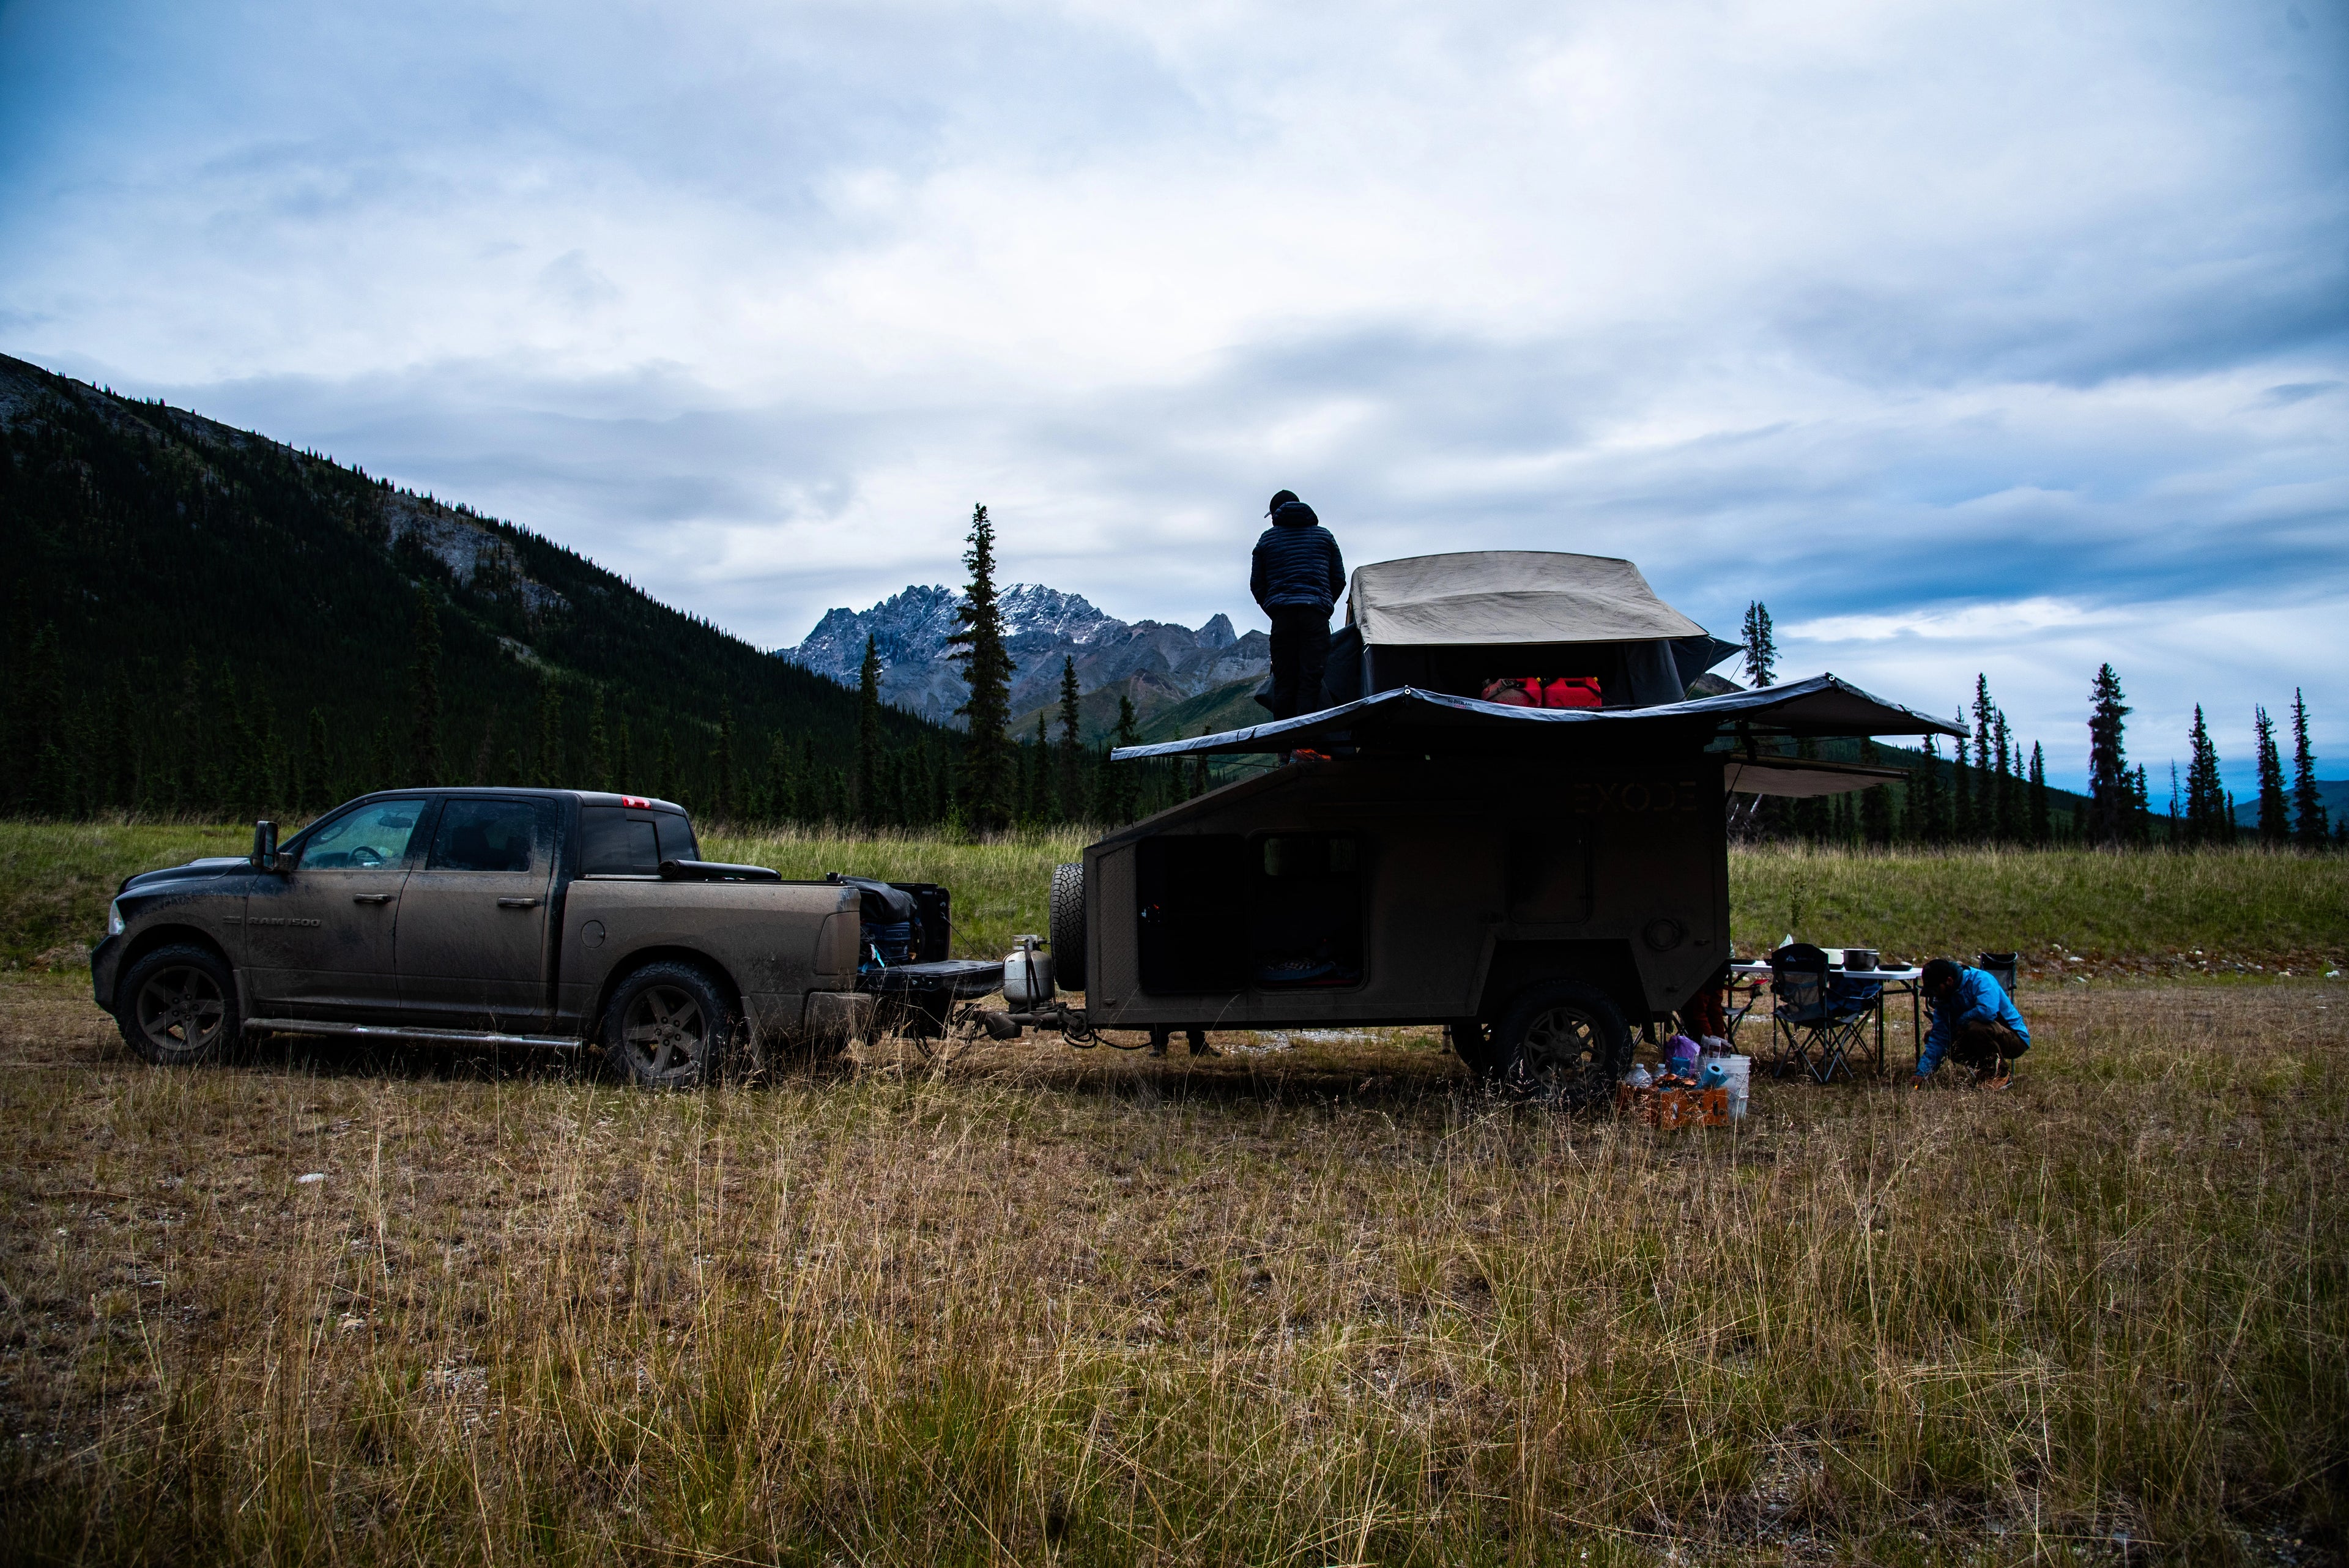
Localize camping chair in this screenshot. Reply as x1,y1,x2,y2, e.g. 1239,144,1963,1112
1976,951,2018,997
1767,944,1877,1083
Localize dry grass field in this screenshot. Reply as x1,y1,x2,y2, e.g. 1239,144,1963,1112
2,970,2343,1566
2,823,2344,1563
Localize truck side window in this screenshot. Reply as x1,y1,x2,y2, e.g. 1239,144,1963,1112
428,800,541,872
580,808,661,875
295,801,428,870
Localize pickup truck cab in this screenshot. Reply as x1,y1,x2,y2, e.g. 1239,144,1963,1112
91,788,880,1086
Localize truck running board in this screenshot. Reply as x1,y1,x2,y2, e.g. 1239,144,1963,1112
247,1017,590,1051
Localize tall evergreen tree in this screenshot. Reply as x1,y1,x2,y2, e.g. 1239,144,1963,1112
1094,696,1142,825
2028,741,2050,844
1027,713,1052,822
1056,654,1085,821
588,688,613,792
1992,710,2016,843
406,587,445,787
2086,663,2132,846
946,503,1016,833
534,675,565,789
1740,601,1776,688
2290,689,2328,847
1951,729,1975,842
2129,764,2154,846
306,708,334,809
1859,738,1892,846
855,634,882,826
711,703,737,820
2254,705,2290,845
2183,705,2227,845
1970,675,1994,837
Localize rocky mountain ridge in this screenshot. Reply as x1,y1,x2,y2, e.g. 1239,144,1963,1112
782,584,1269,729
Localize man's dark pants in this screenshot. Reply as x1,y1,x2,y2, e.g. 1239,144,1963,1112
1269,607,1330,721
1945,1020,2028,1072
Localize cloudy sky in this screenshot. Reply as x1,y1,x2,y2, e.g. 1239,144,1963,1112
4,0,2343,790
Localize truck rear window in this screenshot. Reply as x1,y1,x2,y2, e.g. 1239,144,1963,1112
581,806,699,874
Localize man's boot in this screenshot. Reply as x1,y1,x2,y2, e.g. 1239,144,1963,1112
1187,1030,1218,1057
1148,1028,1170,1058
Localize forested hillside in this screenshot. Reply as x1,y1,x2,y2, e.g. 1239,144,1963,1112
0,355,970,823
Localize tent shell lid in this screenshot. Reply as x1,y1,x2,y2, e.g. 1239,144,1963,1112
1349,551,1707,647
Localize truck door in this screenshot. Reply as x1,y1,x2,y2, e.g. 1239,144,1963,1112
243,796,431,1020
395,797,558,1031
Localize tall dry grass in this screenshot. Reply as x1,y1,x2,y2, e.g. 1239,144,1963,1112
2,980,2342,1564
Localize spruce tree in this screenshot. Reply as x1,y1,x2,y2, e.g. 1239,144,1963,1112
2183,705,2226,845
2290,689,2328,846
406,587,445,787
1094,696,1143,825
2254,705,2290,845
711,704,736,820
855,635,882,826
2028,742,2050,844
1951,729,1975,842
1028,713,1051,822
306,708,333,809
1740,601,1776,688
535,675,564,789
946,504,1016,833
2086,664,2132,846
588,688,613,792
1056,655,1085,821
1860,738,1892,846
1992,710,2015,843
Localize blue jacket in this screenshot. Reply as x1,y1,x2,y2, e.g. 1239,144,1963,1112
1250,501,1345,615
1917,968,2029,1075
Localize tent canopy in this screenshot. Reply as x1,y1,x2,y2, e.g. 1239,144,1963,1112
1113,674,1964,760
1351,551,1707,647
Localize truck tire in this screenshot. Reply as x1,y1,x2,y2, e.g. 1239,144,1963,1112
603,960,740,1090
117,943,239,1066
1494,979,1630,1109
1049,863,1086,992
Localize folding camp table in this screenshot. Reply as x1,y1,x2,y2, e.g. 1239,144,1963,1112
1728,961,1924,1076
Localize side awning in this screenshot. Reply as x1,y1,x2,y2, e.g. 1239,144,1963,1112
1723,755,1910,798
1111,674,1963,759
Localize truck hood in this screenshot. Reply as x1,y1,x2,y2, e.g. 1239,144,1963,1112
121,857,249,894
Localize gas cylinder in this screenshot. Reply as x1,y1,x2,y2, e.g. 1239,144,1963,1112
1003,935,1056,1007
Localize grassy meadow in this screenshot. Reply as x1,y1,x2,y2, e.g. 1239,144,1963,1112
1,821,2346,1563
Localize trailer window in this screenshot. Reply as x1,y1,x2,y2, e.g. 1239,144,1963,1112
1137,836,1252,995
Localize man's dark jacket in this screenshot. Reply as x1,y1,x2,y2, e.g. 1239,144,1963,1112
1250,501,1346,615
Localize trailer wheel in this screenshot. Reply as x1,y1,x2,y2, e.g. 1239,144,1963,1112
603,961,738,1090
1494,979,1630,1109
1049,863,1086,992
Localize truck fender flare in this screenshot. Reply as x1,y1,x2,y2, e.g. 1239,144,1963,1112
109,924,234,1012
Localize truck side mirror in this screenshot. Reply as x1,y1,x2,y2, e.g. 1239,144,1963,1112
251,820,283,872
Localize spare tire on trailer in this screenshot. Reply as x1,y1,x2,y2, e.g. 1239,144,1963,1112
1050,863,1086,992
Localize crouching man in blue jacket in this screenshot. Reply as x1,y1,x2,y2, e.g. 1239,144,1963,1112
1250,490,1346,721
1913,957,2030,1090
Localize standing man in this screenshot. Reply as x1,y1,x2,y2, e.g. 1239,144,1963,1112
1250,491,1346,721
1913,957,2030,1089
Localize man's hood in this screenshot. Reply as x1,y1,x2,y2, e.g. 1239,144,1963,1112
1270,500,1320,529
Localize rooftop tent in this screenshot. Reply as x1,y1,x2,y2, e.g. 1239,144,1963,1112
1334,551,1735,708
1113,674,1964,760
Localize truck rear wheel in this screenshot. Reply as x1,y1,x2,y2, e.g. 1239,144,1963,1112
118,943,239,1065
1049,863,1086,991
603,962,738,1090
1494,979,1630,1109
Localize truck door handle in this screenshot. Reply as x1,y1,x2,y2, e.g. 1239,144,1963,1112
497,897,541,909
352,893,393,905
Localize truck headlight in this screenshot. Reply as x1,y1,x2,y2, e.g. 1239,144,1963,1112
106,899,125,937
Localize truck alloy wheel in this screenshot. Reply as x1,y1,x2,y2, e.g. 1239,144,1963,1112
1496,979,1630,1109
604,962,738,1089
119,943,239,1065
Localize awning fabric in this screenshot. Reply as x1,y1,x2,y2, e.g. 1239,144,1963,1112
1350,552,1707,646
1723,755,1911,798
1111,674,1964,759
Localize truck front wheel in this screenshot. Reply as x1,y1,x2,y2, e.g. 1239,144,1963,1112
603,962,739,1090
1494,979,1630,1109
118,943,239,1065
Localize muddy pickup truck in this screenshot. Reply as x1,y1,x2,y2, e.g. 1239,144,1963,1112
89,788,992,1087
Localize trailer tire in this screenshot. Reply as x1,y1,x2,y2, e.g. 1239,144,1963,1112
1494,979,1630,1109
1049,863,1086,992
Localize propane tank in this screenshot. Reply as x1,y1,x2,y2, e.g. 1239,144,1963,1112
1002,934,1055,1007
